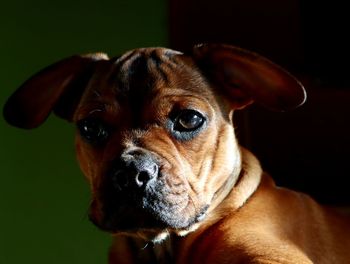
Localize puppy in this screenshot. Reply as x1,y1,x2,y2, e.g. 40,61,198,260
3,44,350,263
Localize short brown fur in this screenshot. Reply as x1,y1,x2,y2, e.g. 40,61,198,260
3,44,349,263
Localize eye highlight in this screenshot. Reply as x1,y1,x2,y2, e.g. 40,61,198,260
168,109,207,141
174,109,205,132
77,118,109,144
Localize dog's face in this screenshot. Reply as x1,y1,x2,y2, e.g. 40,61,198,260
73,48,241,236
3,44,306,240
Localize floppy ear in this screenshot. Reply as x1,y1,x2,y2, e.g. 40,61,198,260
191,44,306,111
3,53,109,129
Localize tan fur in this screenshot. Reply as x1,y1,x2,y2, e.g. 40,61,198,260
3,44,350,263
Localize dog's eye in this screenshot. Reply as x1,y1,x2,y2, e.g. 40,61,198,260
174,110,205,132
77,118,109,144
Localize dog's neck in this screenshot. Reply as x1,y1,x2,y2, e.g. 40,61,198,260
195,147,262,229
225,147,263,208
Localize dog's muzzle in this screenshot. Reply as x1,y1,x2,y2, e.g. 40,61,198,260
89,149,166,232
90,148,207,233
112,149,159,191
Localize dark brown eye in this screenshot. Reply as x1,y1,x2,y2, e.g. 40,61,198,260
77,118,109,144
174,110,205,132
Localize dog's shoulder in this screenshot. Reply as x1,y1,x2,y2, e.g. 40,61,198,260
176,173,350,263
221,175,350,263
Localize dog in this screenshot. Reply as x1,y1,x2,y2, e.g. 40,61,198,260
3,44,350,263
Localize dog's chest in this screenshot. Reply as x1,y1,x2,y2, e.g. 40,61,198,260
152,239,174,264
125,237,174,264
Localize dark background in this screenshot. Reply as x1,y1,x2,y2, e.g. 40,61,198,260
1,0,349,263
170,0,350,205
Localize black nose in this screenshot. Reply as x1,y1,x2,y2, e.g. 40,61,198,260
112,150,159,190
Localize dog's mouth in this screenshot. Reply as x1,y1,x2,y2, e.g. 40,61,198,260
89,174,209,234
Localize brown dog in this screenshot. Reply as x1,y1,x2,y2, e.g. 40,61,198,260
3,44,350,263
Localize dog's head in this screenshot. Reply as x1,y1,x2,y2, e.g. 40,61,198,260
3,44,305,241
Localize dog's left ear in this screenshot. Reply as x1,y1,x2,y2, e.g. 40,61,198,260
191,44,306,111
3,53,109,129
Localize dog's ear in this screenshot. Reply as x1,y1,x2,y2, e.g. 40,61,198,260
191,44,306,111
3,53,109,129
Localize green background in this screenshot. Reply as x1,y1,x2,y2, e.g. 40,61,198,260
0,0,167,263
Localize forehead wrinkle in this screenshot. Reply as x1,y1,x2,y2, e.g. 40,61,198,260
117,59,163,102
119,53,143,83
105,48,187,95
101,48,214,122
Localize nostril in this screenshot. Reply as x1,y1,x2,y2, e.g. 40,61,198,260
135,164,158,187
135,171,150,187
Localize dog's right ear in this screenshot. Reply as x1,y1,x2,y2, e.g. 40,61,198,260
191,44,306,111
3,53,109,129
